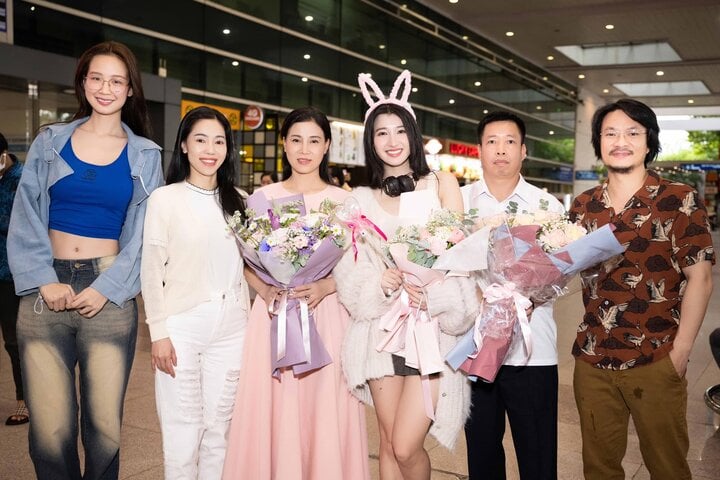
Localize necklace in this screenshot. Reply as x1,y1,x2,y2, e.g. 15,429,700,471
185,180,218,195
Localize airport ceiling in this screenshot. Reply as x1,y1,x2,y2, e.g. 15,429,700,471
417,0,720,113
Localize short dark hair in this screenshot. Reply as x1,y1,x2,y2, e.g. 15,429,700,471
363,103,430,189
261,171,278,182
0,132,7,153
591,98,661,167
280,107,332,183
166,106,245,219
477,111,526,144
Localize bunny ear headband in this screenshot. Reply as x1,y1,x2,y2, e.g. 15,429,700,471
358,69,416,122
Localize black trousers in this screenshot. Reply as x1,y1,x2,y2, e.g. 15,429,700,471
464,365,558,480
0,280,23,400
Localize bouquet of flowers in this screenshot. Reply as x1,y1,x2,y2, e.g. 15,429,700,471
377,209,472,375
228,192,348,377
444,202,625,383
374,208,473,419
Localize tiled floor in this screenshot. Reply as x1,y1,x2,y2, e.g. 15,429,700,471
2,237,719,479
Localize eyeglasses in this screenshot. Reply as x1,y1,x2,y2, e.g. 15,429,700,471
601,128,647,141
84,74,129,94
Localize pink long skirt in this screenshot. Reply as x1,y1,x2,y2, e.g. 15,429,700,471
222,292,370,480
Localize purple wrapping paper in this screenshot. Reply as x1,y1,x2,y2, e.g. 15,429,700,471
242,191,344,377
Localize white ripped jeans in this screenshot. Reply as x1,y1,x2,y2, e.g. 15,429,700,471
155,291,246,480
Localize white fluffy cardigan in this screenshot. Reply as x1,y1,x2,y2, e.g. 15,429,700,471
334,233,479,450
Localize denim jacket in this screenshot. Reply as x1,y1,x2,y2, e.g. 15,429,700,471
7,117,163,306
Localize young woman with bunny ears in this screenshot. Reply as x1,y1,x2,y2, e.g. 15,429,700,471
334,71,479,479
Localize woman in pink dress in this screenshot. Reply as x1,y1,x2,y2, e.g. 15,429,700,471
222,107,370,480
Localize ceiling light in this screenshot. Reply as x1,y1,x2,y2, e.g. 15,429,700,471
412,87,418,92
449,99,455,104
688,99,695,104
605,24,614,30
222,28,230,35
614,80,709,96
462,35,468,40
656,70,664,76
305,15,314,22
474,81,481,86
578,74,586,79
379,44,386,49
400,59,407,65
536,105,542,110
549,130,555,135
483,109,489,114
301,77,308,82
449,0,459,4
505,31,514,37
547,55,554,61
303,54,311,60
30,5,35,11
603,88,610,93
543,76,548,81
556,41,680,66
231,60,239,67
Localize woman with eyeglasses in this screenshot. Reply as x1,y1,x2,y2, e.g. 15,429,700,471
7,41,162,480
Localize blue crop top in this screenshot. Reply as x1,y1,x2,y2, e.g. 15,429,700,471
49,139,133,240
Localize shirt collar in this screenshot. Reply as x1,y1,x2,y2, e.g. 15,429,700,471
470,175,532,204
593,169,660,205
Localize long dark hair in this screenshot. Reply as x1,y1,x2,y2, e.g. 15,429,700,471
280,107,332,183
363,103,430,189
591,98,661,167
72,41,152,139
166,106,245,219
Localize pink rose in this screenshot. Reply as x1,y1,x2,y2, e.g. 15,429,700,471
429,236,447,256
447,228,465,245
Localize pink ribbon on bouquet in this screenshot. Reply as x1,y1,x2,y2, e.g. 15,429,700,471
336,197,387,261
268,290,311,363
345,216,387,261
474,282,533,361
375,290,442,420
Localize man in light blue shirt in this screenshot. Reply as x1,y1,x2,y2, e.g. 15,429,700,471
462,111,563,480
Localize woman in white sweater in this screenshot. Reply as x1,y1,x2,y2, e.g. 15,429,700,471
335,71,479,479
141,107,249,479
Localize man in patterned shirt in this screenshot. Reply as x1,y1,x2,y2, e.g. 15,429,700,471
569,99,715,480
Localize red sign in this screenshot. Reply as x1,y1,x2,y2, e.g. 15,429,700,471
243,105,264,130
448,142,479,157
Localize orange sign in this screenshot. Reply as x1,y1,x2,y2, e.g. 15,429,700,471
180,100,241,130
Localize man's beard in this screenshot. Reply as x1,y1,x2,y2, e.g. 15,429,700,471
606,164,637,175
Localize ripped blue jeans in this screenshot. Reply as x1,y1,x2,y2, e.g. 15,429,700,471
17,257,137,480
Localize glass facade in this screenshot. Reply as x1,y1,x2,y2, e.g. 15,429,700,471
7,0,578,193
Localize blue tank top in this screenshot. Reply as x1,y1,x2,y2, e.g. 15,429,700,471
49,139,133,240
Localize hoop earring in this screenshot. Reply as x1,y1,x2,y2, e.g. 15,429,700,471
382,173,417,197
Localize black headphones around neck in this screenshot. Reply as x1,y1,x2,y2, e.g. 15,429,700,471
382,173,417,197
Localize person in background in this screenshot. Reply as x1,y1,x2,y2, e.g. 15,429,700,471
0,132,26,426
7,41,162,480
330,165,352,192
335,70,478,479
222,107,370,480
142,106,249,479
260,171,277,186
462,111,564,480
569,98,714,480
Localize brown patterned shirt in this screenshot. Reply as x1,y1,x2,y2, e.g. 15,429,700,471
569,170,715,369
